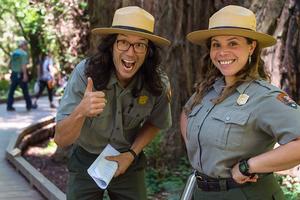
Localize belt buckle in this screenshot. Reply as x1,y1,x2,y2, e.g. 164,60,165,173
195,173,204,181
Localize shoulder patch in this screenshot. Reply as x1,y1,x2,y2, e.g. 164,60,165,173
276,92,298,109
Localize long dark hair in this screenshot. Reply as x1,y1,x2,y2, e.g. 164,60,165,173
187,37,270,113
85,34,164,97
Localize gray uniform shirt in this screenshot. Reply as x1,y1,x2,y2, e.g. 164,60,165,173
185,78,300,178
56,59,172,154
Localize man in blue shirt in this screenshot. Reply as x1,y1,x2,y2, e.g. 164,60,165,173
7,40,32,111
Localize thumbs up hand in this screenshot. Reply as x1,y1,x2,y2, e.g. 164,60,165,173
80,77,107,117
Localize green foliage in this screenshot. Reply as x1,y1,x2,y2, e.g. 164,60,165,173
276,174,300,200
144,134,192,199
144,132,162,159
0,79,9,90
145,157,191,200
0,0,89,81
0,79,10,98
79,1,88,10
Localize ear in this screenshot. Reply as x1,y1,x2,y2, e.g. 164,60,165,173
249,40,257,55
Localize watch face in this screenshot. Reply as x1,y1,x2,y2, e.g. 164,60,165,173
239,160,250,176
240,163,247,172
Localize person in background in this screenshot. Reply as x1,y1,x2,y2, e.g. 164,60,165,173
54,6,172,200
32,52,56,109
7,40,32,111
181,5,300,199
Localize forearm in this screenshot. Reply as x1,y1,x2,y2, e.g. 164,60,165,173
54,105,86,147
248,138,300,173
130,122,160,155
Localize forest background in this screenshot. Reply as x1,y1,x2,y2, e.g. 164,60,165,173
0,0,300,199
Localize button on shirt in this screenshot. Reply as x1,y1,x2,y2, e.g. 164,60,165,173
185,78,300,178
56,59,172,154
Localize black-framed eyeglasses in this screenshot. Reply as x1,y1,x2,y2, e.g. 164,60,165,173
116,40,148,54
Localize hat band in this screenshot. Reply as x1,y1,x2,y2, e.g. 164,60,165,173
112,25,154,35
210,26,254,31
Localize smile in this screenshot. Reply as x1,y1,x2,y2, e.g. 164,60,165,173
218,59,235,65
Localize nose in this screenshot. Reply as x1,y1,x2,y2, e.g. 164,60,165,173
125,44,135,56
218,48,229,56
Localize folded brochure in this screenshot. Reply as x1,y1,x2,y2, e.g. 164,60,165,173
87,144,120,189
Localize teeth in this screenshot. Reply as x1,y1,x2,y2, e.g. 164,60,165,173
219,60,234,65
123,59,135,64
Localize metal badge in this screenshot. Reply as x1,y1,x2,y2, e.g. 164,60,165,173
138,95,148,105
237,94,249,106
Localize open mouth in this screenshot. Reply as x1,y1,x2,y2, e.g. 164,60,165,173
122,59,135,71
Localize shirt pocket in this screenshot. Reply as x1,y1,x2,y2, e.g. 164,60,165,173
123,105,153,130
187,104,203,141
210,109,250,150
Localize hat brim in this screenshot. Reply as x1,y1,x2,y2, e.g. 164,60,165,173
187,28,276,48
92,28,170,47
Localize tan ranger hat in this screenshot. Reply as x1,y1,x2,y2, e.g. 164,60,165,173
92,6,170,47
187,5,276,48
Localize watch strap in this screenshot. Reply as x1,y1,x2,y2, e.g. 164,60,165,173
127,149,137,160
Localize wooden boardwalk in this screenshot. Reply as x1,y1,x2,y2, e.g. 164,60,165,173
0,97,58,200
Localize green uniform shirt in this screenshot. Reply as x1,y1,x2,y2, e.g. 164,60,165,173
56,59,172,154
185,78,300,178
10,48,28,72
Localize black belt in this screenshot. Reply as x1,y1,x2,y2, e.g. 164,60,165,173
195,171,241,192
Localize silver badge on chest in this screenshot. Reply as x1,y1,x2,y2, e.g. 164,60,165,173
237,94,249,105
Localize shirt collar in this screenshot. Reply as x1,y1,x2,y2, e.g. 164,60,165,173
107,71,140,91
212,77,253,94
107,72,118,89
213,77,225,95
236,81,253,94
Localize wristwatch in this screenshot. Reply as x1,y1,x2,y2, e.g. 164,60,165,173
239,159,255,177
127,149,137,160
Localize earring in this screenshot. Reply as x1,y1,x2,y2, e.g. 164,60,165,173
248,55,252,65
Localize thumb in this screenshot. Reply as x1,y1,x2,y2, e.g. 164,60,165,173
85,77,94,94
105,156,116,161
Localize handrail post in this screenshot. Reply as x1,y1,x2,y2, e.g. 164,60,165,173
180,172,196,200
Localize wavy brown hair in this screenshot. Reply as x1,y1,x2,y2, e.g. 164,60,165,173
85,34,164,97
187,37,270,113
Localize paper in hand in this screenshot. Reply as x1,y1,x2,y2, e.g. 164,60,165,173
87,144,120,189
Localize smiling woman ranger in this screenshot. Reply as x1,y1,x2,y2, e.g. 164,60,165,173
180,5,300,200
54,6,172,200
